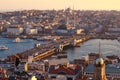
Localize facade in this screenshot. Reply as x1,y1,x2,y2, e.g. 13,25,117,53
56,23,75,34
88,53,100,64
7,25,23,35
105,28,120,36
85,63,120,80
86,53,120,80
25,28,38,35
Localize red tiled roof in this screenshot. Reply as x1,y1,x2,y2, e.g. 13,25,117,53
49,64,80,75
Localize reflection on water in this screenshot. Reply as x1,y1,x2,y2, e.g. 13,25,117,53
67,39,120,62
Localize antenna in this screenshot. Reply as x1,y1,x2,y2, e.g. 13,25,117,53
99,41,100,54
99,41,102,57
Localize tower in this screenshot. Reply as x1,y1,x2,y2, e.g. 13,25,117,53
94,58,107,80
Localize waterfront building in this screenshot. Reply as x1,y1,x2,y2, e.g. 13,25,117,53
7,25,24,35
25,27,38,35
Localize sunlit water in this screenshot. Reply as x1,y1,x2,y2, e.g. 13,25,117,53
0,38,120,62
67,39,120,61
0,38,48,59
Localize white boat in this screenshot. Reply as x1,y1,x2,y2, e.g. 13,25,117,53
0,45,8,50
34,42,41,48
13,37,21,42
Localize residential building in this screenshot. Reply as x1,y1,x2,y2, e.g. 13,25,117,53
48,63,81,80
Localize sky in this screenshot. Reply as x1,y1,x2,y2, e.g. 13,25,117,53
0,0,120,11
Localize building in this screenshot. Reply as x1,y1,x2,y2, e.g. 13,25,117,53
74,56,89,67
0,67,8,78
0,26,3,32
84,57,120,80
94,58,107,80
25,28,38,35
75,29,84,34
48,63,81,80
56,23,75,34
88,53,100,64
105,28,120,36
7,25,23,35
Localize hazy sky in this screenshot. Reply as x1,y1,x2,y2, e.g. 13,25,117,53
0,0,120,11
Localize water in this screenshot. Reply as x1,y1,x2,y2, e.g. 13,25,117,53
67,39,120,62
0,38,120,61
0,38,48,59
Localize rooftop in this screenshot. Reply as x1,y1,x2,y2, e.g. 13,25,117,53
49,64,81,75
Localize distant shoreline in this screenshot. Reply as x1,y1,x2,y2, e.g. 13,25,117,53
1,9,120,13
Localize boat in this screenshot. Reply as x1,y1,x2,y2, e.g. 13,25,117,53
13,37,21,43
0,45,8,50
34,42,41,48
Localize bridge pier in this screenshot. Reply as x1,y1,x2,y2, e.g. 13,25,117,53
55,44,64,52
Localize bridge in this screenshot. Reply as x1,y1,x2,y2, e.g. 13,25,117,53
7,35,90,62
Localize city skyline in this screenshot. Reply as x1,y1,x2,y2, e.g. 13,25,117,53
0,0,120,12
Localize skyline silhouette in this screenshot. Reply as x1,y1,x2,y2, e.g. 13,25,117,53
0,0,120,12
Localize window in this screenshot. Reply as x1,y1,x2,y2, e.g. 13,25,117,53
67,77,73,80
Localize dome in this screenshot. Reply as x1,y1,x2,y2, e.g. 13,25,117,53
95,58,104,65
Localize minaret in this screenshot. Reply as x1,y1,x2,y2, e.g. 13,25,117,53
94,58,107,80
65,7,70,28
94,41,107,80
73,5,75,28
98,41,102,57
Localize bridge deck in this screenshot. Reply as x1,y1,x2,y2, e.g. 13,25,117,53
7,36,90,62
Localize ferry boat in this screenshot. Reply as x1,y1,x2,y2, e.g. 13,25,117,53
13,37,21,43
0,45,8,50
